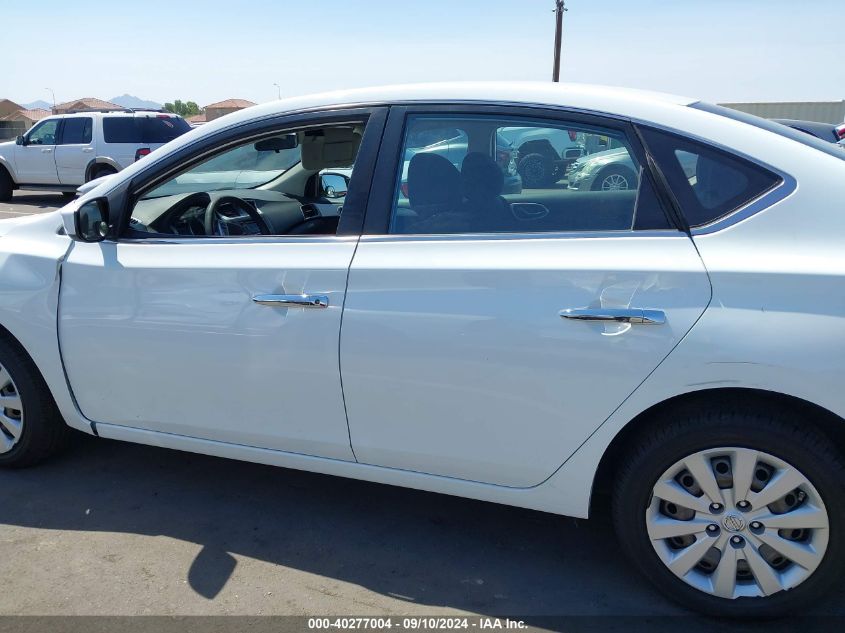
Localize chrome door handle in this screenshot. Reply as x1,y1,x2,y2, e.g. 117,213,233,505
41,148,53,153
82,147,94,153
252,294,328,308
559,308,665,325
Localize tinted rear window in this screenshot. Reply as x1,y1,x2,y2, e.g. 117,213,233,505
639,126,782,228
61,117,92,144
103,116,190,144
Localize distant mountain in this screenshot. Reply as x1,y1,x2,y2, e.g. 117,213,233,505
21,99,51,110
110,94,162,110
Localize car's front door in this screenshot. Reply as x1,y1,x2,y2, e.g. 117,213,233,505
14,119,59,184
341,107,712,487
55,116,94,185
58,108,385,460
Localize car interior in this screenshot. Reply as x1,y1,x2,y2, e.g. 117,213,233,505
128,123,364,237
393,118,646,235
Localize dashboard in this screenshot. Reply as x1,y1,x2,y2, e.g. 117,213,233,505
130,189,341,237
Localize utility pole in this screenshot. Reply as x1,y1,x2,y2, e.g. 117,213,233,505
552,0,566,82
273,83,281,100
45,87,56,110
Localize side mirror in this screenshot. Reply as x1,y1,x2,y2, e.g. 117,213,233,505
75,198,110,242
15,135,24,146
321,173,349,199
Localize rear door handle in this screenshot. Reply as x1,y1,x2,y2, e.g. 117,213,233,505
82,147,94,153
559,308,665,325
252,294,328,308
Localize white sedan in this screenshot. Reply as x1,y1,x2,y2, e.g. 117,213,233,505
1,83,844,617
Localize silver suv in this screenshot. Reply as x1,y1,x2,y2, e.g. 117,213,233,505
0,109,190,200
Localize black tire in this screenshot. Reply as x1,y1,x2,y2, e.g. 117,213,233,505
0,166,13,202
612,403,845,617
88,165,116,182
590,165,637,192
0,336,70,468
517,152,556,189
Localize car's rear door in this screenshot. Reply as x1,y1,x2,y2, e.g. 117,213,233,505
59,107,386,460
55,115,94,185
340,105,712,487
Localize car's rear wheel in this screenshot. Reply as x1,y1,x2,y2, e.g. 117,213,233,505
88,165,116,182
612,405,845,616
0,167,13,202
517,153,555,188
0,337,70,468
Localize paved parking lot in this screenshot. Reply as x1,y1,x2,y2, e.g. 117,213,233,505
0,190,66,218
1,430,844,623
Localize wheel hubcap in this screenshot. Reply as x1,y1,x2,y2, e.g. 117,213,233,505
0,363,23,453
646,447,829,599
601,173,629,190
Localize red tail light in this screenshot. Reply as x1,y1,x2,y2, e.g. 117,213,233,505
836,124,845,141
400,182,409,198
135,148,151,161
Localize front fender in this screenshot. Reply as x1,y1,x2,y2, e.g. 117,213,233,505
0,154,18,182
0,213,93,434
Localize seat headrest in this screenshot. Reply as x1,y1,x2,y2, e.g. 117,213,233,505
300,127,362,171
408,153,461,214
461,152,504,201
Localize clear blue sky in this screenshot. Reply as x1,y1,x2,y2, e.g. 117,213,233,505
4,0,843,107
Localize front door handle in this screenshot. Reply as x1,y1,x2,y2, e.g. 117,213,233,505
252,294,328,308
41,148,53,153
559,308,665,325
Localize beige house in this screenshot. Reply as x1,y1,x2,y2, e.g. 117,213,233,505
52,97,122,115
203,99,256,122
0,99,50,140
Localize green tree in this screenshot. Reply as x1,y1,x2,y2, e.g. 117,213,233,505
164,100,202,117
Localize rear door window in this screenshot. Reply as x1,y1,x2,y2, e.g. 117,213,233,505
639,127,782,228
389,114,672,235
61,117,93,144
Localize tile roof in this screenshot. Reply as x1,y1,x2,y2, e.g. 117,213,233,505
53,97,122,111
3,108,51,122
205,99,256,109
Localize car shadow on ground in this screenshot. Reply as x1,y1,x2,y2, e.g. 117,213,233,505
2,432,843,628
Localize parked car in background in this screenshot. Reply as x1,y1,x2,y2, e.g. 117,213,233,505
772,119,845,144
498,126,586,188
0,110,190,200
3,83,845,618
568,145,699,191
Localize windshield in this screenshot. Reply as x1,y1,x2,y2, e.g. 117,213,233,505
143,137,301,199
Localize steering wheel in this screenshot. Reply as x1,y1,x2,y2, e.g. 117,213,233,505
204,195,273,236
